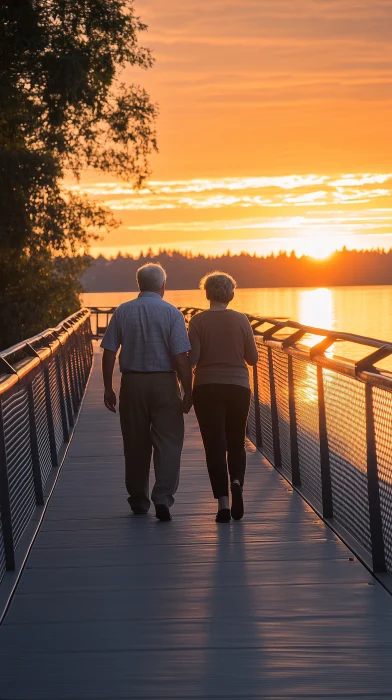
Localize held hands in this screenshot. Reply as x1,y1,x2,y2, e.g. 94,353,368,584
104,389,117,413
182,392,193,414
104,389,190,414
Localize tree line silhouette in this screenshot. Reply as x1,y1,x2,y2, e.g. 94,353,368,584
81,248,392,291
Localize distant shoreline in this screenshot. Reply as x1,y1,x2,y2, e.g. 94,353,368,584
80,249,392,291
83,282,392,293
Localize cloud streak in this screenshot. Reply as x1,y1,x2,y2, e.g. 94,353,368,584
73,170,392,257
71,173,392,211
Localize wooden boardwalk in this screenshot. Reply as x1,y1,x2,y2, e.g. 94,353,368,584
0,345,392,699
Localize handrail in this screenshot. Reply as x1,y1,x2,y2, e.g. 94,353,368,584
0,309,93,585
88,304,392,390
177,307,392,393
88,304,392,347
0,309,91,396
0,307,90,359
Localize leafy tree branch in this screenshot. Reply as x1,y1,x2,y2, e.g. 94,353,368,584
0,0,157,348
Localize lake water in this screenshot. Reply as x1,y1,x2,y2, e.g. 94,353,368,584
83,286,392,343
83,286,392,367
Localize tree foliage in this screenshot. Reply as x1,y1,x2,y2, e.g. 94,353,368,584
1,251,87,349
0,0,157,348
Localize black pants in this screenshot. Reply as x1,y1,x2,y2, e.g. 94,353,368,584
193,383,251,499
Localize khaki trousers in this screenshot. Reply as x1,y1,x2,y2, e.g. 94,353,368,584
119,372,184,509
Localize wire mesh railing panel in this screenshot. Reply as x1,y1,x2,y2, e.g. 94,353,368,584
0,517,5,583
373,387,392,573
57,357,70,433
63,354,74,424
272,350,291,477
72,344,83,404
32,371,52,489
255,342,274,465
324,370,372,553
2,387,36,549
247,364,257,446
293,358,322,508
69,350,80,411
48,358,63,452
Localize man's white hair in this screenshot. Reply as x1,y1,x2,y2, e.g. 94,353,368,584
136,263,167,293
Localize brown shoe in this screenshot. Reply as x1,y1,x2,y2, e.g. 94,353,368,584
127,497,149,515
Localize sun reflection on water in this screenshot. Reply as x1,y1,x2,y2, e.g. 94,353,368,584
299,288,334,334
297,289,335,404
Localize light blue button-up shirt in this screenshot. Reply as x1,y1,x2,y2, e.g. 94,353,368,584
100,292,191,373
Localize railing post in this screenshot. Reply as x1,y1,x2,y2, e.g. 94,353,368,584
268,347,282,470
27,383,44,506
55,355,69,442
365,383,386,573
0,401,15,570
44,365,59,468
317,366,333,518
288,355,301,486
253,362,263,449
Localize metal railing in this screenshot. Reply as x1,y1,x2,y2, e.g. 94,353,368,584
0,309,93,584
89,304,392,580
89,307,117,339
179,307,392,580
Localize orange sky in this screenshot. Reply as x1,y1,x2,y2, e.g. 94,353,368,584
75,0,392,257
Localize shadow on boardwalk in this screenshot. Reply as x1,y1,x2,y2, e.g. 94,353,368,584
0,345,392,699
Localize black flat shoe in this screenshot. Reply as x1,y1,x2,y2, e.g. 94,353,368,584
231,481,244,521
155,504,172,521
216,508,231,523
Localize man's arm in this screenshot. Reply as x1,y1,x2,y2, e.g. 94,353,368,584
102,349,117,412
173,352,193,414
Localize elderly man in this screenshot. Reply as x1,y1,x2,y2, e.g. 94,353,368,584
101,263,192,521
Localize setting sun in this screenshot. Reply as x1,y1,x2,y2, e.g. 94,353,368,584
301,237,337,260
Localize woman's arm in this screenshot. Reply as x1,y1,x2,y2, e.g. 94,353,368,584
244,321,259,366
188,320,201,367
173,352,193,413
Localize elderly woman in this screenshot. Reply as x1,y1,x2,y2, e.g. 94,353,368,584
188,272,258,522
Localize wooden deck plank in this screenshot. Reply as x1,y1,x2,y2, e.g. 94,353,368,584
0,344,392,699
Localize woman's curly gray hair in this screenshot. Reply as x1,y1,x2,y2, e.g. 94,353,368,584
200,271,237,304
